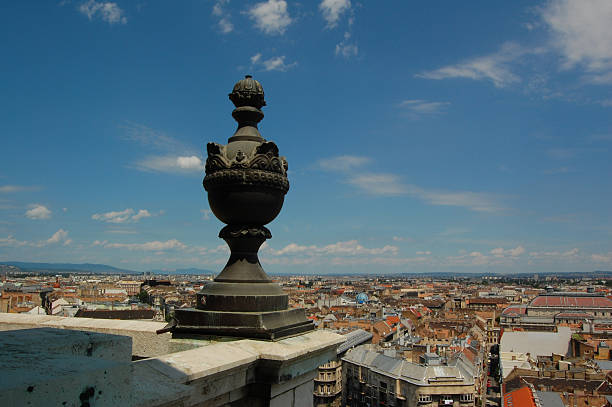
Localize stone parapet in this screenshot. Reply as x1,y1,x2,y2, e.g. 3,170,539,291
0,312,172,357
0,313,343,406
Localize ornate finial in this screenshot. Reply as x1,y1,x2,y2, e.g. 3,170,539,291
228,75,266,109
168,76,313,340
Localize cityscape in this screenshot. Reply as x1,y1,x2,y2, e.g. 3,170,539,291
2,1,612,407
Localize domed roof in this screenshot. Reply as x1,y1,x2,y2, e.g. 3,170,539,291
228,75,266,109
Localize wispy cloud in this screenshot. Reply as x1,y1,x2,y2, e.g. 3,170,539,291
490,245,525,257
335,32,358,58
250,53,297,72
348,173,407,196
25,204,52,220
547,148,576,159
212,0,233,34
542,166,573,175
317,155,370,172
1,229,72,247
201,209,213,220
247,0,291,35
121,123,204,175
417,42,543,88
319,155,507,213
78,0,127,24
404,185,506,213
529,247,580,259
540,0,612,84
94,239,185,251
267,240,398,257
399,99,450,118
319,0,351,29
92,208,160,223
120,122,188,153
592,252,612,264
0,185,37,193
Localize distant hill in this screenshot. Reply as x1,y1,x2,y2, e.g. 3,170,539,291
148,268,216,275
0,261,137,274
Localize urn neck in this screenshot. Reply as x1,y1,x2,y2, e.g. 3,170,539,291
229,106,265,143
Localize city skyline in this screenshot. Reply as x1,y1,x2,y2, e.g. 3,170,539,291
1,0,611,274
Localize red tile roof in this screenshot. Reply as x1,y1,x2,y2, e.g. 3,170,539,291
531,295,612,308
386,315,400,325
504,386,536,407
502,305,527,316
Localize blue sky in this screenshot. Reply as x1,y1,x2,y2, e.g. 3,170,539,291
1,0,611,274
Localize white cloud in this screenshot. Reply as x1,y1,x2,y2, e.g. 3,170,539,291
404,185,505,213
212,0,233,34
136,155,204,173
399,99,450,117
317,155,370,172
78,0,127,24
319,155,505,212
25,204,52,220
94,239,186,251
247,0,291,35
490,245,525,257
45,229,72,246
0,185,35,193
0,229,71,247
541,0,612,83
0,235,28,247
251,53,262,64
176,156,204,170
529,247,580,259
266,239,398,257
201,209,213,220
348,173,407,196
250,54,297,72
417,42,543,88
335,32,358,58
542,166,573,175
547,148,576,159
319,0,351,29
415,251,432,255
592,252,612,263
121,122,188,153
92,208,158,223
262,56,296,71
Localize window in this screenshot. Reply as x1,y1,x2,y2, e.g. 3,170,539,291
418,394,432,403
460,393,474,402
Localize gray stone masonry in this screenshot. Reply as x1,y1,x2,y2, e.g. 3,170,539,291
0,314,343,406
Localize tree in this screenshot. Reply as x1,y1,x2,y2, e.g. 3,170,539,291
138,289,149,304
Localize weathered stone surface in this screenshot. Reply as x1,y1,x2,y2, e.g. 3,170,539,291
0,328,132,406
0,313,172,357
0,313,343,407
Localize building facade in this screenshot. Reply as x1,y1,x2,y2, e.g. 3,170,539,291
342,346,476,407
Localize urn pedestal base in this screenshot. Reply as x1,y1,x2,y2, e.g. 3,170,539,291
171,307,314,340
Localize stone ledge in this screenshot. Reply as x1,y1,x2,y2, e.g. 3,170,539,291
133,330,344,406
0,313,173,357
0,313,344,406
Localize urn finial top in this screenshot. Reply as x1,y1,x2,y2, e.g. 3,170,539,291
229,75,266,109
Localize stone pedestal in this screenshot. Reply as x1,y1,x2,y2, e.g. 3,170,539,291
167,75,314,340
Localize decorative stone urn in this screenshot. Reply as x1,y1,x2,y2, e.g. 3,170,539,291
168,76,314,340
